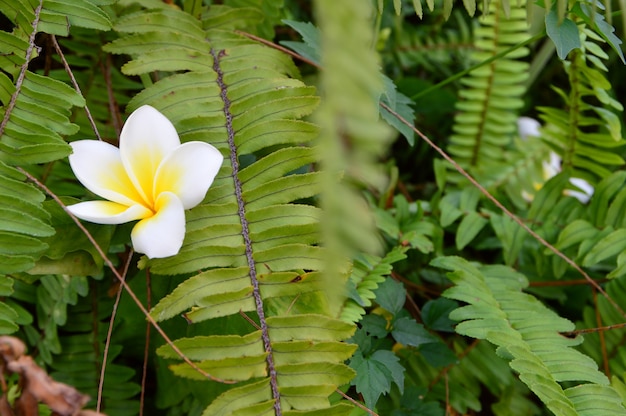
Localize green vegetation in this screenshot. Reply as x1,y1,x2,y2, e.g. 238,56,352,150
1,0,626,415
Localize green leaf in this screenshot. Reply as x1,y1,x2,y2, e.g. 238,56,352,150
607,251,626,279
489,212,526,266
552,219,598,252
391,317,438,347
350,349,405,409
582,229,626,267
0,277,12,296
545,11,580,60
0,277,17,334
455,211,488,250
419,341,458,367
439,197,463,227
434,256,620,415
29,200,114,275
380,75,415,145
0,302,19,334
361,314,389,338
374,278,405,316
280,19,321,65
43,0,112,31
589,172,626,227
422,298,458,332
571,2,625,64
528,173,569,221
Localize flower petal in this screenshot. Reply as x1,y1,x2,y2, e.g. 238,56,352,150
130,192,186,258
69,140,148,207
542,152,562,180
154,142,224,209
120,105,181,206
517,117,541,140
68,201,152,224
568,177,594,203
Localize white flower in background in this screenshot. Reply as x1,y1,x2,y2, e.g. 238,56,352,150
517,116,594,204
68,105,224,258
517,116,541,141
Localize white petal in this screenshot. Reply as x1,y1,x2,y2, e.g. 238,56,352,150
69,141,147,207
120,105,181,206
542,152,562,179
154,142,224,209
517,117,541,140
570,177,594,195
568,177,594,203
565,190,592,204
130,192,186,258
68,201,152,224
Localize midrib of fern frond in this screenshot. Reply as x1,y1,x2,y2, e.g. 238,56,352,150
469,10,499,167
209,46,281,414
563,49,583,171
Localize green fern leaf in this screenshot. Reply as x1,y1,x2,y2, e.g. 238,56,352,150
42,0,112,32
0,277,18,334
0,2,90,278
538,25,625,183
447,0,530,183
46,287,141,414
340,247,408,323
434,256,626,415
104,4,357,414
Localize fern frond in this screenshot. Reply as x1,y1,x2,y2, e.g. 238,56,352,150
538,26,625,183
447,0,530,183
538,171,626,278
0,277,19,334
380,0,479,18
393,11,474,73
104,4,356,414
577,274,626,375
0,2,92,276
49,290,141,415
340,247,408,323
224,0,284,38
434,256,626,415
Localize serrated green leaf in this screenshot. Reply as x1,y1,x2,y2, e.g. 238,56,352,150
380,75,415,145
361,314,388,338
374,278,405,316
350,349,404,409
280,20,321,65
392,317,438,347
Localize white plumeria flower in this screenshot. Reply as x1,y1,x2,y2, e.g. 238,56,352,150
517,116,594,204
68,105,224,258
